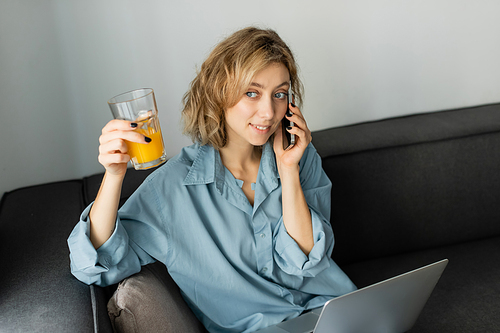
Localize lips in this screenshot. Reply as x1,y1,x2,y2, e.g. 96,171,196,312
252,124,270,130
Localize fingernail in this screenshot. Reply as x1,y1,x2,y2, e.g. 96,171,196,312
130,122,138,128
290,102,296,108
286,110,293,117
144,136,152,143
286,126,292,131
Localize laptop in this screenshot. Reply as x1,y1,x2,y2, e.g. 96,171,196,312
256,259,448,333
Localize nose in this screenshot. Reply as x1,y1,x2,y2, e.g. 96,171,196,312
257,96,276,120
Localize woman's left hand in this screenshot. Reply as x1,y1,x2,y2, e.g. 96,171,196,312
273,101,312,173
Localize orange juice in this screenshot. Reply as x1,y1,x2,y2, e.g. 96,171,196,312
127,127,165,165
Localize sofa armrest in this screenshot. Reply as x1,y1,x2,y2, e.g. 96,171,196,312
0,181,96,332
91,284,115,333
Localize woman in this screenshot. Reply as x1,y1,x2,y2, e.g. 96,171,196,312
68,27,356,333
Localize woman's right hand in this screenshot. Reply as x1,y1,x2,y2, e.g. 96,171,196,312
98,119,150,177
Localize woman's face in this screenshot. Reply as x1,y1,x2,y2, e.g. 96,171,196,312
224,63,290,148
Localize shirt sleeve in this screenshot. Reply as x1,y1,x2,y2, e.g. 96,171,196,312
273,143,334,278
67,177,166,287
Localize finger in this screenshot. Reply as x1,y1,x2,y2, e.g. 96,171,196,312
102,119,139,134
285,111,310,137
286,126,312,145
287,103,306,127
286,112,307,130
99,129,151,145
288,102,304,117
98,151,131,166
99,138,129,155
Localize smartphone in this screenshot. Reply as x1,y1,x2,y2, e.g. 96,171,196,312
282,86,296,150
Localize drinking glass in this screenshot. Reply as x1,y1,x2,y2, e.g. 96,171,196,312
108,88,167,170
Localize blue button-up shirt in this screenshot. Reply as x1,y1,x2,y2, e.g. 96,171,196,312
68,142,356,332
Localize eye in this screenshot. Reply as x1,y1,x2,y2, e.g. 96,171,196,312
275,92,287,99
246,91,258,98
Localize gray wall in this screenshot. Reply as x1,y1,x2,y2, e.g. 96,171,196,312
1,0,500,196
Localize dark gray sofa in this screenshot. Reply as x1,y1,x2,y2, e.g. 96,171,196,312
1,103,499,332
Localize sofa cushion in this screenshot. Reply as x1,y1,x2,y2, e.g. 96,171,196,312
341,235,500,333
107,261,206,333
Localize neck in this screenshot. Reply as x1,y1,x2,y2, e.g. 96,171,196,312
219,141,262,172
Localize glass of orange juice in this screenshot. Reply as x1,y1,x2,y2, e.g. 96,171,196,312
108,88,167,170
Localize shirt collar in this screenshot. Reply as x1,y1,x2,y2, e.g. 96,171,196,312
182,142,279,188
258,142,280,186
182,144,217,186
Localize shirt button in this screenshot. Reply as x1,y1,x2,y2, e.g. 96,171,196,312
262,267,268,273
260,233,266,238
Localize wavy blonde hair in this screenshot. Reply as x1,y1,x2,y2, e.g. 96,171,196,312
182,27,304,149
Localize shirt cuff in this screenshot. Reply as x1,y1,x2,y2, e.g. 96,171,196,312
273,209,333,277
67,203,130,284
